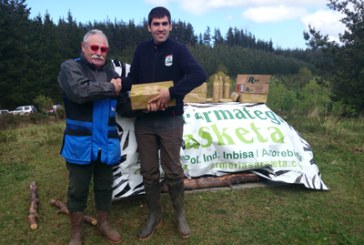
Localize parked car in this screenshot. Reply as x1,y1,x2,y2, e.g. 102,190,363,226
11,105,37,115
0,109,10,116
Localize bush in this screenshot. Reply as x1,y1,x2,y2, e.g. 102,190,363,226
296,79,331,116
267,77,298,114
33,95,53,113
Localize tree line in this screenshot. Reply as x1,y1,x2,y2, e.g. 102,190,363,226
1,0,363,116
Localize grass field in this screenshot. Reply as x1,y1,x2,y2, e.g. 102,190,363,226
0,115,363,244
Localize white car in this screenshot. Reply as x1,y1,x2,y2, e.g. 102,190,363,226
11,105,37,115
0,109,10,116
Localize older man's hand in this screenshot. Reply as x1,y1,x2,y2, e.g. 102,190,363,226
111,78,122,95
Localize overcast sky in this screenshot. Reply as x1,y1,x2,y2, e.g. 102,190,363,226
25,0,346,49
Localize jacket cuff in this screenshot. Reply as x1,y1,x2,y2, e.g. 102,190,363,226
168,86,175,99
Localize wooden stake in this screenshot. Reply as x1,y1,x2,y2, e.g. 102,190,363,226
28,181,39,230
49,199,97,225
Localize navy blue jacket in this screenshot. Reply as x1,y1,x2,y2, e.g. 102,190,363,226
58,56,121,165
123,38,207,116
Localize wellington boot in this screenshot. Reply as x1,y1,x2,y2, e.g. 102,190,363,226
69,212,83,245
167,179,191,239
97,211,122,244
139,181,162,241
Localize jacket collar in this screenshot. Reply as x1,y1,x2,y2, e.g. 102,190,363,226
152,38,170,49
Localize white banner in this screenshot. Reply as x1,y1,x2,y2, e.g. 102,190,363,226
113,103,328,200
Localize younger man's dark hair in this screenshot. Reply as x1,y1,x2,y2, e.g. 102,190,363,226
148,6,171,25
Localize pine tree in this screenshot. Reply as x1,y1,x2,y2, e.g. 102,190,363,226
0,0,33,107
304,0,364,115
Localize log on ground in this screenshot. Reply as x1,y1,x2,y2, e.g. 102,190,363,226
161,172,260,192
28,181,39,230
49,199,97,225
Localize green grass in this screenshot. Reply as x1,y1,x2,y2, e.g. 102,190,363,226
0,116,363,245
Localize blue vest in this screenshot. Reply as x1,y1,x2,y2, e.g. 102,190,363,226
60,96,120,165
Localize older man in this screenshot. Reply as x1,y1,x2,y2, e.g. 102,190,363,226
58,29,122,245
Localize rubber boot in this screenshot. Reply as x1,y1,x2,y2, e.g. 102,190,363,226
139,181,162,240
97,211,122,244
69,212,83,245
167,179,191,239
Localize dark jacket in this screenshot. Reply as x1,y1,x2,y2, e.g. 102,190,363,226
58,55,121,165
123,38,207,116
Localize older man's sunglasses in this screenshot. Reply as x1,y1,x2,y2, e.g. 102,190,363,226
86,44,109,53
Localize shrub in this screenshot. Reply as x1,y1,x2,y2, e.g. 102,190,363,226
267,77,298,114
33,95,54,113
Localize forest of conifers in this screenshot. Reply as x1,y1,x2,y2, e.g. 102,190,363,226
1,0,363,116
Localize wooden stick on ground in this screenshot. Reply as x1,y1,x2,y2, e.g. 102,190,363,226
49,199,69,214
28,181,39,230
161,172,260,192
184,172,260,190
49,199,97,225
